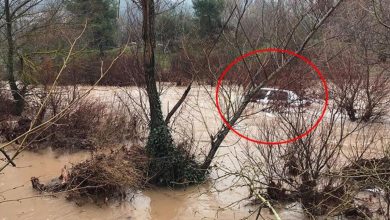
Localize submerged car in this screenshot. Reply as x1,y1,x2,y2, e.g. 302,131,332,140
250,88,311,109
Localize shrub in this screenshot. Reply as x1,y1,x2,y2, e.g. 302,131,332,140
32,146,148,202
59,53,145,86
48,100,106,150
43,98,142,151
0,84,14,121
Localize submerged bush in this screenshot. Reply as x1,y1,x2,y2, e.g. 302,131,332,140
32,146,148,202
0,85,143,151
0,86,14,120
49,100,106,150
42,99,143,151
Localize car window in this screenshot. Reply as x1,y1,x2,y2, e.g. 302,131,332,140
268,91,288,101
252,90,269,100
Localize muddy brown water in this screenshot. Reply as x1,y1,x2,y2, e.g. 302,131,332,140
1,86,388,219
0,148,306,220
0,86,296,220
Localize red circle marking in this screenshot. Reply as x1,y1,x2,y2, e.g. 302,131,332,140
215,48,329,145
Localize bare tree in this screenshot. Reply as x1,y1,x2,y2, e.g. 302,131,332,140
0,0,47,115
200,0,345,171
216,104,379,218
326,0,390,122
371,0,390,30
141,0,175,184
139,0,204,186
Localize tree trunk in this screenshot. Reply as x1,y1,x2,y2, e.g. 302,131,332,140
5,0,25,116
141,0,175,184
362,47,373,122
201,96,251,170
142,0,163,132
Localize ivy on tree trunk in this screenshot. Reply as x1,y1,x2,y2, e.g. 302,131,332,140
141,0,204,186
142,0,175,185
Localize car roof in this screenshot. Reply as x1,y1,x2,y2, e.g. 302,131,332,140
260,87,292,93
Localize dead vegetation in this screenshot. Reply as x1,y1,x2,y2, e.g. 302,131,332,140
31,146,148,203
46,99,139,151
45,100,106,150
0,85,142,151
342,155,390,218
343,156,390,184
30,137,203,206
0,84,14,121
216,104,389,218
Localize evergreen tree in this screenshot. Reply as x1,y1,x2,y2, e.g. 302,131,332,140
192,0,224,38
66,0,118,53
156,11,192,50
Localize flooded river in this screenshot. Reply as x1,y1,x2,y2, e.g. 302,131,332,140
0,147,307,220
1,86,388,219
